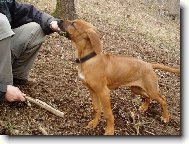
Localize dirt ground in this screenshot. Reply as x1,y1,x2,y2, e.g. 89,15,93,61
0,0,180,135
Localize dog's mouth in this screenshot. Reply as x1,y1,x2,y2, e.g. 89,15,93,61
63,20,79,40
58,30,71,39
63,29,72,40
56,20,71,39
63,20,89,41
64,32,71,39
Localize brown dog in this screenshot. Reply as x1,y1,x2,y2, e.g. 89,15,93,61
63,19,180,135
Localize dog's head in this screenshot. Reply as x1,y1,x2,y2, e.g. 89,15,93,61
62,19,102,54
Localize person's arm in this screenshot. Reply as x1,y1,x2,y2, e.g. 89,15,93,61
11,1,62,35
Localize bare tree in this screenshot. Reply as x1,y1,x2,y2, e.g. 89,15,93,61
53,0,77,20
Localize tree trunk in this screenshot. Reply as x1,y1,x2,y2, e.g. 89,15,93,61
53,0,77,20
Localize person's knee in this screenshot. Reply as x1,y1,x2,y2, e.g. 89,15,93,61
0,14,14,40
28,22,42,31
28,22,45,38
0,14,11,29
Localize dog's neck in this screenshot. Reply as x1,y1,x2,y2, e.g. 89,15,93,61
74,40,94,60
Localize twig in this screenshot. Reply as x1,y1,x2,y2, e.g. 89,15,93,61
38,125,48,135
130,111,140,135
24,95,64,118
130,111,136,124
145,130,155,135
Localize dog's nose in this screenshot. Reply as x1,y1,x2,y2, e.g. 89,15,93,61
57,19,65,31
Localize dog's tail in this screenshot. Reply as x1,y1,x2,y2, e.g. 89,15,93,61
152,63,180,75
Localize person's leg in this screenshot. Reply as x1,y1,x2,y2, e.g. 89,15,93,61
11,22,46,80
0,13,15,93
0,37,13,87
0,13,15,41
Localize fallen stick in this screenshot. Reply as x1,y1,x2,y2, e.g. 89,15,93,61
38,125,48,135
24,95,64,118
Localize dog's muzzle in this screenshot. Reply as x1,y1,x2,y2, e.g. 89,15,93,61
65,32,71,39
57,20,71,39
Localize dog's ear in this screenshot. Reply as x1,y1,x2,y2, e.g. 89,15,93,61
86,29,102,54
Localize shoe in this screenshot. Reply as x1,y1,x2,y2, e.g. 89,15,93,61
13,78,36,86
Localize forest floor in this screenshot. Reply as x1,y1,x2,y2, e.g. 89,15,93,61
0,0,180,135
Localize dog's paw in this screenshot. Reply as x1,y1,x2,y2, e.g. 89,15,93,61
86,119,98,129
104,132,114,135
161,116,170,123
104,127,114,135
139,105,148,113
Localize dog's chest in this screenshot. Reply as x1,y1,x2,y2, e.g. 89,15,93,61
77,66,85,81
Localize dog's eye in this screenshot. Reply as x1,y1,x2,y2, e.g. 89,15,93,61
71,22,77,30
71,22,75,26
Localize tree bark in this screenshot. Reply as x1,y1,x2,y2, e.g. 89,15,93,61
53,0,77,20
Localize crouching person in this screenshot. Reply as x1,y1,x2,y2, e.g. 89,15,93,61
0,0,63,102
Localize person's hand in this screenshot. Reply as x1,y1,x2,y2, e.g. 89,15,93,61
50,21,61,32
5,85,26,102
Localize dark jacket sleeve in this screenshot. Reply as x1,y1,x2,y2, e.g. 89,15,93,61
0,91,6,102
0,84,6,102
0,1,2,12
0,71,7,102
11,1,58,35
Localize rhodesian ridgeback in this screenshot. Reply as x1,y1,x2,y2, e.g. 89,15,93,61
62,19,180,135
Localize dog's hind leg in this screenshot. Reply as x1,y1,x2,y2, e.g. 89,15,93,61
153,93,170,123
131,86,151,112
143,73,170,123
87,88,101,129
139,98,151,112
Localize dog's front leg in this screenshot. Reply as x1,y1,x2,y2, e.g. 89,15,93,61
87,88,101,129
98,86,114,135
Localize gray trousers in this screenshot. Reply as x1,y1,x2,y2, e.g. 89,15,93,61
0,13,45,91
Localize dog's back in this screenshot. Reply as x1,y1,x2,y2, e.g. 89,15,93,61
102,54,153,89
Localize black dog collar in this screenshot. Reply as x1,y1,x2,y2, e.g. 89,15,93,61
75,51,97,63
